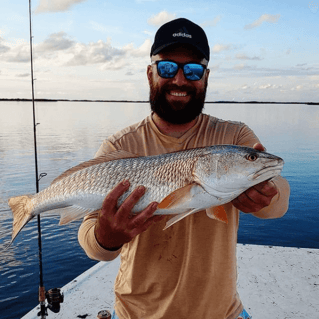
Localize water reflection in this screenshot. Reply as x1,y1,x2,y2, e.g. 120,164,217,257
0,237,23,271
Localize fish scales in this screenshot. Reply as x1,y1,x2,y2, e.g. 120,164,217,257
34,150,196,215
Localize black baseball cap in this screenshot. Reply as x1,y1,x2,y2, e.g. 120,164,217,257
150,18,210,61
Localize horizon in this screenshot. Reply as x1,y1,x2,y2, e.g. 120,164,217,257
0,0,318,102
0,98,319,105
0,98,318,105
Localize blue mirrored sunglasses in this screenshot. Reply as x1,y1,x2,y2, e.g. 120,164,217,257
152,60,207,81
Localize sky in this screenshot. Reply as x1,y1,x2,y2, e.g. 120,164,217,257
0,0,318,102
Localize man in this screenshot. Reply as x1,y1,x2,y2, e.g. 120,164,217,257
78,18,290,319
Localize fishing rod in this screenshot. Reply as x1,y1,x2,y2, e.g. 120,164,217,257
28,1,63,317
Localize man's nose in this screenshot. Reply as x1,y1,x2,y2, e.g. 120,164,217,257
172,68,188,85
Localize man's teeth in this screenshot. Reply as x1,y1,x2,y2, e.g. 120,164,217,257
170,92,187,97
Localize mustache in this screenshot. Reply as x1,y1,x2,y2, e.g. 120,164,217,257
161,84,196,93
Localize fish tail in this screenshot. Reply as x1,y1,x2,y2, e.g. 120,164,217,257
8,195,35,244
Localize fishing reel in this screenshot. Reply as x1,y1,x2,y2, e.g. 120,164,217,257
37,288,64,317
46,288,64,313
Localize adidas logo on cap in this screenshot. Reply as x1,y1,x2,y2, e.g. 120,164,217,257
172,27,192,38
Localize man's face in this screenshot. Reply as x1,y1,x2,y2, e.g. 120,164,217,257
147,46,210,125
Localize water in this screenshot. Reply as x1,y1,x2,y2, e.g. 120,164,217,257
0,101,318,318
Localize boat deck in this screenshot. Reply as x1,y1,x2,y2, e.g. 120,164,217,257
22,244,319,319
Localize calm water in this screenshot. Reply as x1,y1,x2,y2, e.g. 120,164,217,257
0,101,318,318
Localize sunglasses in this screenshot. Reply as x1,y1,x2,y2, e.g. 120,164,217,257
151,60,207,81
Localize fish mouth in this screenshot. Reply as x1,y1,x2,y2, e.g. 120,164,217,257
253,162,284,180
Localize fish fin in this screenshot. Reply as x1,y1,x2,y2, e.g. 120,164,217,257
58,206,95,225
158,184,194,209
206,206,228,224
163,209,198,230
51,150,140,184
8,195,35,244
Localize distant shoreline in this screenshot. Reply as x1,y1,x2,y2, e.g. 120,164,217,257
0,98,318,105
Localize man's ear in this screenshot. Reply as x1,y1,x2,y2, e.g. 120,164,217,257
147,65,153,84
205,68,210,81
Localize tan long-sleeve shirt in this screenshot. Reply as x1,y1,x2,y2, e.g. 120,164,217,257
78,113,290,319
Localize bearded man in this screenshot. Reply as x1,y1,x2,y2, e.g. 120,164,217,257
78,18,290,319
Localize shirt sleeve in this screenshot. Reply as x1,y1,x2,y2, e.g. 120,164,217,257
95,139,118,157
236,124,260,147
251,175,290,219
78,211,122,261
78,139,122,261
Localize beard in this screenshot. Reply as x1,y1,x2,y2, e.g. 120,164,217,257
149,79,207,125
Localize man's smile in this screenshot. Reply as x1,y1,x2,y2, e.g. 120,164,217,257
169,91,188,97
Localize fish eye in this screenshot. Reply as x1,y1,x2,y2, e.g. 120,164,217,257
245,153,258,161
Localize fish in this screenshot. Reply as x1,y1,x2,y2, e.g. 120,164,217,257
8,145,284,244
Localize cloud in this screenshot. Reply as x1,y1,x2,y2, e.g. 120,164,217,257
254,83,282,90
259,84,272,89
209,63,221,71
124,39,152,58
3,40,30,62
218,64,319,78
147,11,176,26
36,32,75,52
308,2,319,13
35,0,88,13
244,14,280,30
0,33,75,63
0,37,10,53
0,32,152,71
67,40,125,66
212,44,232,53
64,38,150,69
143,30,153,36
201,16,222,28
233,63,245,70
16,73,30,77
235,53,263,60
291,85,303,91
99,57,127,71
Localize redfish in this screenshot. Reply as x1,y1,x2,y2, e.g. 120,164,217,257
8,145,284,244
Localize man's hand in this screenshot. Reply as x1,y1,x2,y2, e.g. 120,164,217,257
94,180,164,250
231,143,278,213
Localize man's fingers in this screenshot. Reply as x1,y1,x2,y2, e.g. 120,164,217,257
102,180,130,211
115,185,146,224
96,182,164,249
253,180,278,197
232,181,278,213
231,197,247,212
245,187,273,207
130,214,165,238
127,202,158,230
